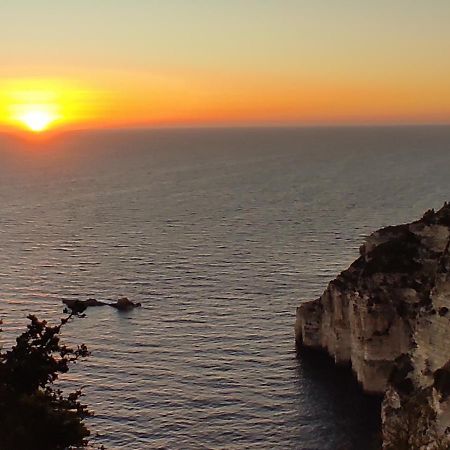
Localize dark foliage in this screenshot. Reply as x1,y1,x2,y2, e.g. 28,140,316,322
388,354,415,395
383,388,449,450
434,360,450,401
363,232,422,276
0,313,94,450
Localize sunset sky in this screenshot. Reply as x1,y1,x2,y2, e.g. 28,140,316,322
1,0,450,132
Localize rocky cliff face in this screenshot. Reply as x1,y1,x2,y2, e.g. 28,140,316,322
295,203,450,448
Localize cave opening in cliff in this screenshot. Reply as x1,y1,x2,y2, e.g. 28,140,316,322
295,347,383,449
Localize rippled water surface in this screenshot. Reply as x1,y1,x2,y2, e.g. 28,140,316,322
1,127,449,449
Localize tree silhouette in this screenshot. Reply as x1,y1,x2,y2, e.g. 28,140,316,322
0,313,96,450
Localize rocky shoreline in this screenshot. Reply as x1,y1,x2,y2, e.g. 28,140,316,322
295,203,450,449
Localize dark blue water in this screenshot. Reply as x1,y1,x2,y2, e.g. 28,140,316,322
0,126,449,449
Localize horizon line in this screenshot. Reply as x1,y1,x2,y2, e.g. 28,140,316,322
2,120,450,139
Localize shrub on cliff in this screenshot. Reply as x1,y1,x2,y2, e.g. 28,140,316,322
0,313,94,450
383,389,449,450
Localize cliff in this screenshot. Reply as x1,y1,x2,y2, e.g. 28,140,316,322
295,203,450,449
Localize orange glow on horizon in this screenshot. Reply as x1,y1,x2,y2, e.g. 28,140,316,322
1,3,450,133
1,72,449,134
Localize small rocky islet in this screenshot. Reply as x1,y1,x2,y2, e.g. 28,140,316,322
296,203,450,449
62,297,141,313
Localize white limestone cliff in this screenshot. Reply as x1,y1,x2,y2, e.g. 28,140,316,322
295,203,450,448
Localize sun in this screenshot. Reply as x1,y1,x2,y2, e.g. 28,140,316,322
1,78,95,134
18,109,56,132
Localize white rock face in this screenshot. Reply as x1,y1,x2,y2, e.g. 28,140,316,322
295,204,450,448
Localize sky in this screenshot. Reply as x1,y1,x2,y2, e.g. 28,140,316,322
1,0,450,131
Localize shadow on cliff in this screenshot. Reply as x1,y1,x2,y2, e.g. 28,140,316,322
294,346,382,450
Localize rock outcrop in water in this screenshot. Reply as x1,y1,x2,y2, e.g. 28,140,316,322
110,297,142,311
62,297,141,313
295,203,450,448
63,298,106,311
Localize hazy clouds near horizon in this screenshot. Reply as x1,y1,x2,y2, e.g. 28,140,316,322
1,1,450,126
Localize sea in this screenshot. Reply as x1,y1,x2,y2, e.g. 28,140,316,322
0,126,449,449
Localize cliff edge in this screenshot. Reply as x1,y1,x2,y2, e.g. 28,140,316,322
295,203,450,449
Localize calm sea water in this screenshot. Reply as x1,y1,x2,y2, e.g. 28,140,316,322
0,126,449,449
